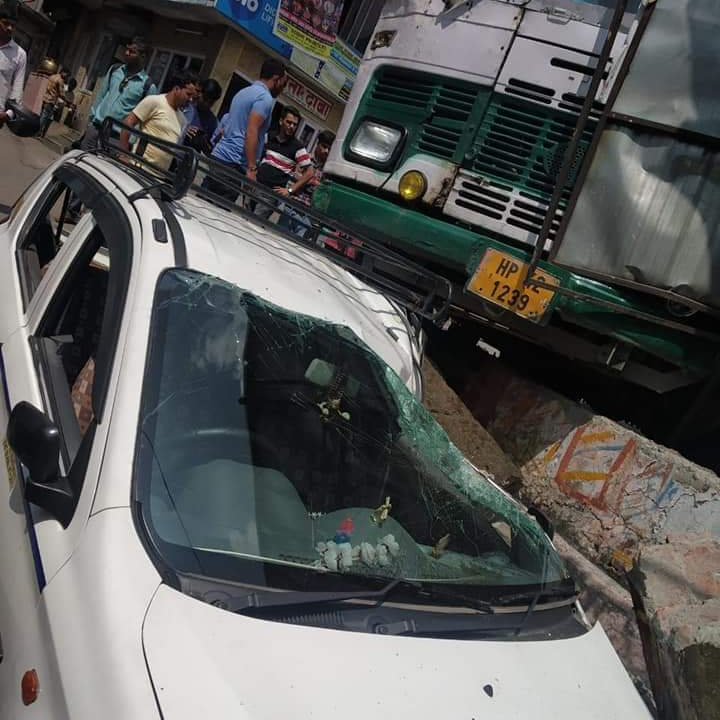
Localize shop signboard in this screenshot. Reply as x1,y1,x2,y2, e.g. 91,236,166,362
214,0,292,57
273,0,345,60
284,75,333,120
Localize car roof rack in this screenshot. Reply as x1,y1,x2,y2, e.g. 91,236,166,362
96,118,452,325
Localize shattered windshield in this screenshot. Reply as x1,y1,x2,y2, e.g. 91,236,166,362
135,269,566,600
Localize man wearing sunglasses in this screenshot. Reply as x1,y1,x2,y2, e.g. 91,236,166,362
0,0,26,128
79,36,157,151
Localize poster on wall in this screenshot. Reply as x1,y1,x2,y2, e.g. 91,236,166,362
273,0,345,60
289,37,359,101
214,0,292,58
329,38,360,101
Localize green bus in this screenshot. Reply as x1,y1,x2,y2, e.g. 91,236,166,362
314,0,720,401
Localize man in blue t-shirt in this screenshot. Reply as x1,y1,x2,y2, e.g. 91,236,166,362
80,37,157,151
68,37,157,221
203,59,287,202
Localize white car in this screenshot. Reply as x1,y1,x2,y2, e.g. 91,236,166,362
0,128,651,719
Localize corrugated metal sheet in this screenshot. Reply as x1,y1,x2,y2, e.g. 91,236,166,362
555,125,720,308
612,0,720,138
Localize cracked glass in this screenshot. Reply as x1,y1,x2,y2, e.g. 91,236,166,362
135,269,566,599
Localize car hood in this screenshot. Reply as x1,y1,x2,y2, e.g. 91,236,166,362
143,585,651,720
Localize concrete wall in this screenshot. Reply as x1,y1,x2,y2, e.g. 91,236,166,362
148,15,225,79
630,535,720,720
15,3,54,77
209,28,250,96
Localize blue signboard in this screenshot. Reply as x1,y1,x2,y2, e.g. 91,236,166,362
214,0,292,58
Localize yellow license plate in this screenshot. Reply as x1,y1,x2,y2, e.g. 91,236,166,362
467,249,560,321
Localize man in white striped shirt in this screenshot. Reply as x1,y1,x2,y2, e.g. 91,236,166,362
255,106,314,218
0,0,26,127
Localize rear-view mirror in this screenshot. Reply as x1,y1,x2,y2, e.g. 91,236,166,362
305,359,360,397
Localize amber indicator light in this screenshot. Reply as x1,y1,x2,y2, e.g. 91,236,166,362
21,669,39,705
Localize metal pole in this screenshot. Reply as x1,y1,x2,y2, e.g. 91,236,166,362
526,0,628,277
549,0,658,262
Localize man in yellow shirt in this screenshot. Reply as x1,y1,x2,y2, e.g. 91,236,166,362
119,70,200,171
38,67,69,137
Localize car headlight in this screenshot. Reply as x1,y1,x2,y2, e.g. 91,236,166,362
348,121,402,165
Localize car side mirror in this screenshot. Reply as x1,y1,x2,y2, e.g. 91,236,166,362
528,505,555,541
7,401,75,528
7,401,60,483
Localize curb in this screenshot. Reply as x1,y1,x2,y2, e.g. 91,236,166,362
35,130,81,155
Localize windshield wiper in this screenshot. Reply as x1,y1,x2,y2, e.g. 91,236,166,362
502,574,577,637
409,585,494,614
491,585,577,607
215,577,493,616
219,577,412,614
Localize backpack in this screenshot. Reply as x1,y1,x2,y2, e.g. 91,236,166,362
108,63,155,97
73,65,155,152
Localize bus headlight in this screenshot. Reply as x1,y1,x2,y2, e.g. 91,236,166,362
348,121,403,166
398,170,427,201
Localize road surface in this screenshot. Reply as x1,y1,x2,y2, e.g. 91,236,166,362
0,128,59,214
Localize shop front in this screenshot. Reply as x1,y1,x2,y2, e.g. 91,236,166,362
209,0,358,141
40,0,368,141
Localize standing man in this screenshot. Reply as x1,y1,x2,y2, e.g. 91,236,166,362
39,67,69,137
119,70,199,171
255,106,313,219
204,59,287,201
67,37,156,221
80,37,157,150
280,130,335,237
183,77,222,155
0,0,27,129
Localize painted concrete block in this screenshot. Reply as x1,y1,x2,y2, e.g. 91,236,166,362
465,374,720,571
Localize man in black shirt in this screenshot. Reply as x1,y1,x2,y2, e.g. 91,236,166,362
255,106,314,219
183,78,222,155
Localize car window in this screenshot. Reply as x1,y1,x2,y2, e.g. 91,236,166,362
135,269,567,603
32,224,111,473
15,179,84,307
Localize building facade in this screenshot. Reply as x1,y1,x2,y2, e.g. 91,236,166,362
13,1,55,78
38,0,382,149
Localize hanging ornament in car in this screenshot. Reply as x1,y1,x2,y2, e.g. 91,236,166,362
371,496,392,526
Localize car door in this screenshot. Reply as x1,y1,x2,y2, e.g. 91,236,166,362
0,163,135,717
